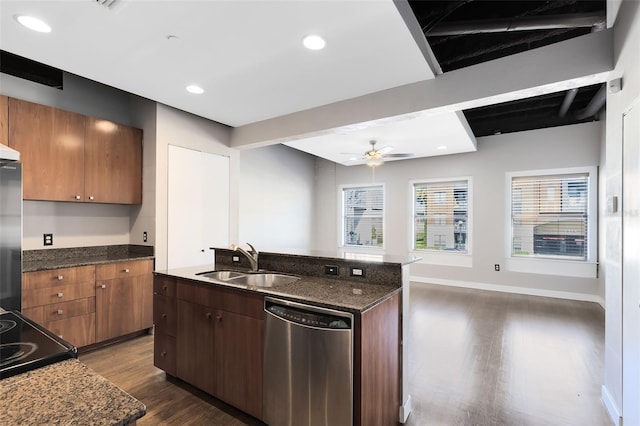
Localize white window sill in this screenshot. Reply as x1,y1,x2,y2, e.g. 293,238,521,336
506,257,597,278
410,250,472,268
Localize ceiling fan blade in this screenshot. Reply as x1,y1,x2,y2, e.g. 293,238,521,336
378,146,394,155
383,153,414,158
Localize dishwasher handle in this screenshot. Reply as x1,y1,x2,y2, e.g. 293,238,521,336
265,298,352,330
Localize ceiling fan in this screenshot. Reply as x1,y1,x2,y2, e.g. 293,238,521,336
345,140,414,167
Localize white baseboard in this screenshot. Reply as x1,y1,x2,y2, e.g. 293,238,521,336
399,394,412,423
410,276,605,309
602,385,622,426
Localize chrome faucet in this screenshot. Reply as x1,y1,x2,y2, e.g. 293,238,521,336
230,243,259,272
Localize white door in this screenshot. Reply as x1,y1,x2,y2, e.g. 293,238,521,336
623,100,640,426
167,145,230,269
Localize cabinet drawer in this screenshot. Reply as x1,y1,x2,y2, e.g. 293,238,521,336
154,294,177,336
22,281,95,309
23,266,95,290
96,259,152,281
154,276,176,297
45,313,96,348
154,332,177,376
177,280,221,307
220,288,264,319
23,297,95,324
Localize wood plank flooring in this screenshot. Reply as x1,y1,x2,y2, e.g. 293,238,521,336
80,283,611,425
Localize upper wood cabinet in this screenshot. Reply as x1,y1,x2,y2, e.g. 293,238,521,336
0,95,8,145
8,98,85,201
8,97,142,204
85,116,142,204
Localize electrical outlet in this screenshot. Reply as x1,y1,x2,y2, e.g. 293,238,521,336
232,255,241,263
324,265,339,276
143,231,148,242
43,233,53,246
494,264,500,272
350,267,366,277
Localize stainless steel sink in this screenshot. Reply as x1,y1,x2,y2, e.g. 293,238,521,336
231,273,299,288
196,270,299,288
196,270,247,281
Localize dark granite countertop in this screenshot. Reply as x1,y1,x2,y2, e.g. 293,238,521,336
155,265,401,313
22,245,155,272
0,359,145,425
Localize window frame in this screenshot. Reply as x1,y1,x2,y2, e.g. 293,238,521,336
339,183,385,251
505,166,598,278
409,177,473,267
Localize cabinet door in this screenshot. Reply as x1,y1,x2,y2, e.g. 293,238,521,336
216,310,263,419
95,274,151,342
8,98,85,201
0,95,7,145
84,116,142,204
45,313,96,348
176,300,216,395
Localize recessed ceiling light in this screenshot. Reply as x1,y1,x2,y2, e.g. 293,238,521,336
15,15,51,33
437,145,447,150
303,35,326,50
186,85,204,94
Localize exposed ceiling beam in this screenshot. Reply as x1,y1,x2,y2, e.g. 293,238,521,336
426,12,606,36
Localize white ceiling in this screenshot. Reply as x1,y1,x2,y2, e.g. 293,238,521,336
0,0,478,164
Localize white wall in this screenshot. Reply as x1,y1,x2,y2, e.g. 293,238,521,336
238,144,316,252
1,72,141,250
602,0,640,422
313,122,603,302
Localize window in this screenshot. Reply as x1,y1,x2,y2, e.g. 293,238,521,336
413,179,469,253
510,171,591,260
342,185,384,248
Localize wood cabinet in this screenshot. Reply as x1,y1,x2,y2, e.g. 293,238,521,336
0,95,8,145
8,98,86,201
95,259,153,342
84,116,142,204
154,277,263,419
22,265,96,348
7,97,142,204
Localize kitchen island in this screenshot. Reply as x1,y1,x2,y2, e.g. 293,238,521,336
0,359,146,425
154,248,419,425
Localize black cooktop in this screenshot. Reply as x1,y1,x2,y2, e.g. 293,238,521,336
0,311,77,379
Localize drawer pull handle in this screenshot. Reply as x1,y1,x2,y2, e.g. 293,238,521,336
162,285,168,292
74,195,81,200
160,351,167,357
205,312,212,319
216,314,222,322
123,269,130,273
56,292,63,298
161,313,167,319
89,196,95,200
57,309,64,315
57,275,63,280
100,284,106,289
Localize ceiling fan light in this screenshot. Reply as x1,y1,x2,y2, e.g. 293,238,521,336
366,156,384,167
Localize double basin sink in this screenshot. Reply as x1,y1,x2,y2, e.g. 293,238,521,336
196,270,300,288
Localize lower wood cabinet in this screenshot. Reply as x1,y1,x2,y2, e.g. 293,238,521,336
22,259,154,348
95,260,153,342
154,276,263,420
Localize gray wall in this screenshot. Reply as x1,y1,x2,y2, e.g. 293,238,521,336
313,121,602,303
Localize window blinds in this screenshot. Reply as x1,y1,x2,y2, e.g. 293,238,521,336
343,185,384,247
413,180,468,252
511,173,588,259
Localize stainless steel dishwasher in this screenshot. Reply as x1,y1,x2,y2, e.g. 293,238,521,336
263,297,353,426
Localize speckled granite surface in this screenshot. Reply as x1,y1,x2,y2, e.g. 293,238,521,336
0,359,145,425
155,265,401,313
22,245,154,272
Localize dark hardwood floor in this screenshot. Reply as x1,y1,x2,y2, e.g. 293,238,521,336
80,283,611,425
